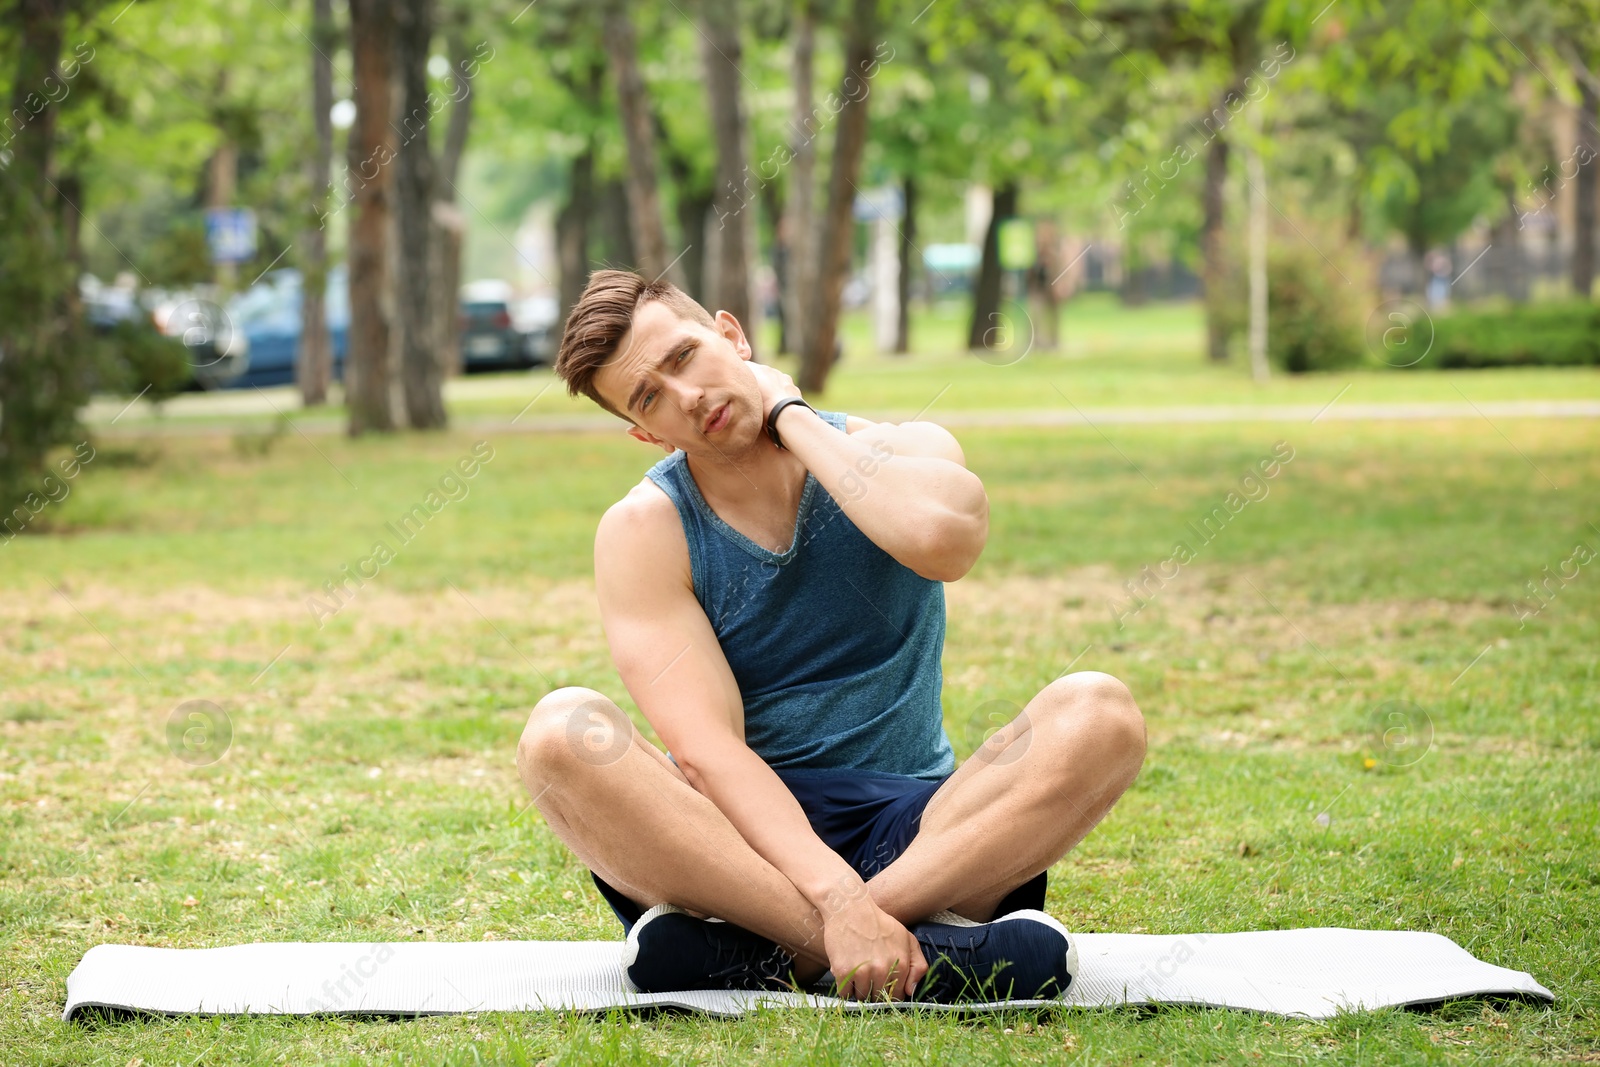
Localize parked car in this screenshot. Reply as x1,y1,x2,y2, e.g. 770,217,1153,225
512,293,560,365
218,266,350,389
460,279,532,370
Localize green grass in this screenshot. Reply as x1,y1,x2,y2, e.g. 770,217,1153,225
3,355,1599,1062
89,294,1600,435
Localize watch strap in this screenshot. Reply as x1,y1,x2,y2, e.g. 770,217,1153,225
765,396,815,450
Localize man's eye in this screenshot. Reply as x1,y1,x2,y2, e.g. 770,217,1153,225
677,348,692,363
642,390,656,410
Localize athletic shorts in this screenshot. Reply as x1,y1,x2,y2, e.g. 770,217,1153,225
588,763,1049,935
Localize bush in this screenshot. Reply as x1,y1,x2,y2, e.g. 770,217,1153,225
92,320,192,401
1420,301,1600,369
1217,239,1366,374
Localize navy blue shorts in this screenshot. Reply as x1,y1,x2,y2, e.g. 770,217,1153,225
589,764,1048,935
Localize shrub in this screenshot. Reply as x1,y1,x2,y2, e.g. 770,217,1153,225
1420,301,1600,369
1217,239,1366,374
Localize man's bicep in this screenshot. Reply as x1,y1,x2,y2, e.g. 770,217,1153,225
594,499,745,759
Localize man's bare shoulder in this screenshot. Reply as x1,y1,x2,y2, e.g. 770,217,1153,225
595,476,689,585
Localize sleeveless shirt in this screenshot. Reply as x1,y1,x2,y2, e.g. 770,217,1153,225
643,407,956,781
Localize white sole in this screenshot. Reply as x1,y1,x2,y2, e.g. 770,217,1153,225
924,909,982,927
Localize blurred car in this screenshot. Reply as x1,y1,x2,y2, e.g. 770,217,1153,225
922,243,981,297
512,293,560,365
80,274,141,329
217,266,350,389
460,279,532,370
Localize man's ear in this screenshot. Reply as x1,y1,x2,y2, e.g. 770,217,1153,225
626,424,674,453
715,309,753,361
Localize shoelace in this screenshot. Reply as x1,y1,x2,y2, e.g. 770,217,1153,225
702,924,794,989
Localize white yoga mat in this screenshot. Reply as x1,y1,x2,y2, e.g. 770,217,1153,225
62,927,1553,1022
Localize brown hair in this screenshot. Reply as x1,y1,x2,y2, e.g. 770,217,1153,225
554,269,717,422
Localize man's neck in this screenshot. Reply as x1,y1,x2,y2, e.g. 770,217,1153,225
684,440,807,515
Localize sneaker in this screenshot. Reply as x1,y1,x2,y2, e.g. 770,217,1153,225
907,909,1078,1003
622,903,800,993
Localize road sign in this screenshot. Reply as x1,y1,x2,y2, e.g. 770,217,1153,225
852,186,904,222
205,208,257,264
998,218,1036,271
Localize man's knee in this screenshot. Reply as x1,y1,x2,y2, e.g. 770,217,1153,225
517,686,633,784
1042,670,1146,767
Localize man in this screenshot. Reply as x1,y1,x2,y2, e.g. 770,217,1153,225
517,269,1146,1003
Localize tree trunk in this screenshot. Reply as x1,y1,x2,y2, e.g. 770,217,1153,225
299,0,335,407
1201,133,1230,363
699,0,753,329
967,182,1016,351
207,71,239,291
346,0,398,434
1245,141,1269,383
396,0,448,428
0,0,83,501
1573,78,1598,300
593,178,636,268
761,177,787,351
1032,215,1060,351
783,0,817,359
429,23,474,383
602,2,680,285
393,0,445,428
552,55,604,333
895,173,915,354
797,0,879,395
557,145,595,332
658,120,711,301
1493,187,1529,304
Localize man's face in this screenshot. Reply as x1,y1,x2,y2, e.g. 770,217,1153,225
593,299,764,457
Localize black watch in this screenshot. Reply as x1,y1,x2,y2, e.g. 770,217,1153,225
765,396,815,450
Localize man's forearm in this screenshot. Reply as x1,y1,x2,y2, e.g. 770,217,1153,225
774,405,985,581
677,738,866,919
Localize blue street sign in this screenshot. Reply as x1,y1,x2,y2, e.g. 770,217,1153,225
205,208,257,264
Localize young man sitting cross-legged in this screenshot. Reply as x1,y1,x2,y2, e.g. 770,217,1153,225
516,269,1147,1002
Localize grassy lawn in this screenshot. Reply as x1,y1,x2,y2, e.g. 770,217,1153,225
86,294,1600,434
3,356,1598,1062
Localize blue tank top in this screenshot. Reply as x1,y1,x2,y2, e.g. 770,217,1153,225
644,407,956,782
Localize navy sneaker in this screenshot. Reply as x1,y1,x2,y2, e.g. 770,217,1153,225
908,909,1078,1003
622,904,801,993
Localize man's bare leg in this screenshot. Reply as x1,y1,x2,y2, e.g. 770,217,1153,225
517,686,830,980
866,671,1147,924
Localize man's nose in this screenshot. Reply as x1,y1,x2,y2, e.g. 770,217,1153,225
671,377,705,413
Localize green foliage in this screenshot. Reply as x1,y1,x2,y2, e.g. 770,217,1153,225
0,174,94,520
92,320,193,401
1420,300,1600,369
1215,238,1366,374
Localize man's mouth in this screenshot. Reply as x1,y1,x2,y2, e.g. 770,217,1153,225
703,403,730,434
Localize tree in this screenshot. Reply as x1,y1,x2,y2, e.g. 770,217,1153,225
430,16,477,381
602,0,681,285
297,0,335,407
1576,76,1598,299
698,0,755,331
394,0,446,429
346,0,398,434
798,0,882,395
967,181,1017,350
780,0,818,357
1,0,97,512
1534,0,1600,298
